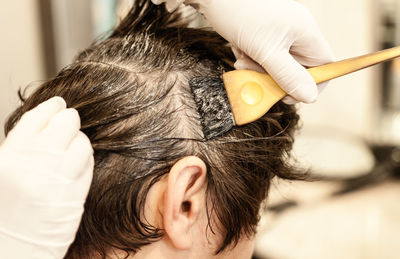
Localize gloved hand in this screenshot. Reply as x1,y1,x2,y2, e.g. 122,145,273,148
0,97,94,259
151,0,335,104
151,0,184,12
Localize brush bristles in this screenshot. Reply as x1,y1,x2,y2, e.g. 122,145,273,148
189,76,235,140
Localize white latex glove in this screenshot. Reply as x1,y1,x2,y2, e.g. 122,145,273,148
152,0,335,104
152,0,184,12
0,97,94,259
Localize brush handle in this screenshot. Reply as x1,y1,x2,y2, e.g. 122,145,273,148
223,46,400,126
308,46,400,84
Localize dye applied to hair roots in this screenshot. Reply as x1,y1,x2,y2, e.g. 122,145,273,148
5,1,303,257
189,76,235,139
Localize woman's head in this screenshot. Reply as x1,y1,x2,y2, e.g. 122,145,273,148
5,1,303,258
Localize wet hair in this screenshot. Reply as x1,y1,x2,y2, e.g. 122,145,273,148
5,0,304,258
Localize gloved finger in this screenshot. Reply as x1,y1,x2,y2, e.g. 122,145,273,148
74,154,94,201
61,131,93,181
57,151,94,203
232,47,267,73
282,96,299,105
166,0,183,12
262,51,318,103
291,51,334,68
234,56,266,73
289,48,333,101
11,97,66,138
231,46,244,60
152,0,184,12
151,0,163,4
282,81,330,105
290,28,335,67
40,108,81,150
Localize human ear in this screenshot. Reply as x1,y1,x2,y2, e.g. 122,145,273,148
163,156,207,250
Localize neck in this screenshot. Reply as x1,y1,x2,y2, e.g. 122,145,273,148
104,239,202,259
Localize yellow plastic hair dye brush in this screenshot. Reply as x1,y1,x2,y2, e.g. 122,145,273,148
189,46,400,139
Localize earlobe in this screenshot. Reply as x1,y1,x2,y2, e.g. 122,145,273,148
163,156,207,250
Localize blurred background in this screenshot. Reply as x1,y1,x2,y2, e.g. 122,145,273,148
0,0,399,258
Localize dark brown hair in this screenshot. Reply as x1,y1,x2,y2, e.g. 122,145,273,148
5,1,304,258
